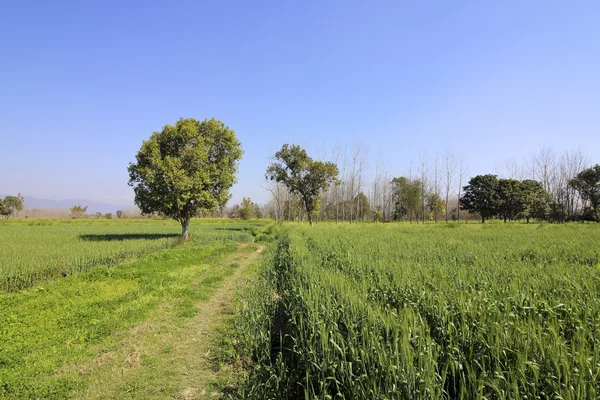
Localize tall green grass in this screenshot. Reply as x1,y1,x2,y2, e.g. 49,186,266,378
233,223,600,399
0,218,267,291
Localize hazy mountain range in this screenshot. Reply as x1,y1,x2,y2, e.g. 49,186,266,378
1,195,135,214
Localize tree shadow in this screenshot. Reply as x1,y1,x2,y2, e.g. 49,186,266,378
214,227,248,232
79,233,179,241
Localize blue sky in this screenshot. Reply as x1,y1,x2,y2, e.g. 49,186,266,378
1,1,599,206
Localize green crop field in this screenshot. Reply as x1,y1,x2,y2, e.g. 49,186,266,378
234,223,600,399
0,218,266,292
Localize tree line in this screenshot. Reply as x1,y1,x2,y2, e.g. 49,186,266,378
264,144,599,224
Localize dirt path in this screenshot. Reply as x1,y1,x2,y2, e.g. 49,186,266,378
73,243,265,399
174,244,264,399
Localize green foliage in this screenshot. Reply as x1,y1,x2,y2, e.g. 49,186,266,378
460,174,500,223
354,192,370,220
234,223,600,399
0,194,24,219
391,177,421,221
128,118,243,236
426,193,445,222
373,209,382,222
69,204,88,219
570,164,600,222
496,178,523,222
239,197,257,220
266,144,338,225
520,179,550,222
115,210,124,219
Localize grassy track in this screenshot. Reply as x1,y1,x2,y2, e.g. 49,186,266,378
0,219,270,399
70,243,265,399
234,222,600,399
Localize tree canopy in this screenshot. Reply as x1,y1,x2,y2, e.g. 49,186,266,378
266,144,338,226
0,194,24,219
459,174,500,223
239,197,259,220
391,177,421,222
570,164,600,222
520,179,550,223
128,118,243,237
496,179,523,223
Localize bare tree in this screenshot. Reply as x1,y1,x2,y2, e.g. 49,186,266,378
457,155,468,222
419,153,429,223
341,145,348,222
432,154,441,222
443,150,458,223
534,146,556,195
355,142,370,221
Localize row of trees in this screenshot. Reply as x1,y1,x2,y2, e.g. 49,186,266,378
460,166,600,223
460,176,549,223
264,144,599,224
265,144,471,223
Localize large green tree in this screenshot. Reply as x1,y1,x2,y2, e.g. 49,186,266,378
570,164,600,222
520,179,550,223
496,179,523,223
266,144,338,226
459,174,499,223
0,194,24,219
128,118,243,237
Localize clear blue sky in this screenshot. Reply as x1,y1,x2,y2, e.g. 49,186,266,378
1,1,599,206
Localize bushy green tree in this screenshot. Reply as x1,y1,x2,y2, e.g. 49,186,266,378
391,177,421,222
266,144,338,226
373,209,382,223
354,192,370,221
128,118,243,237
570,164,600,222
116,210,124,219
460,174,499,223
497,179,523,223
520,179,550,223
254,203,263,219
239,197,256,220
0,194,24,219
427,193,446,222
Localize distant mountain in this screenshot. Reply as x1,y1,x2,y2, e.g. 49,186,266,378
0,195,134,214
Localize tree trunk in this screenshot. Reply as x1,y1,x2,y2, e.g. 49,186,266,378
481,215,485,224
445,200,449,223
181,217,191,238
308,212,313,226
